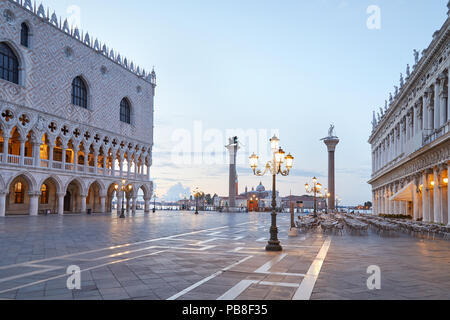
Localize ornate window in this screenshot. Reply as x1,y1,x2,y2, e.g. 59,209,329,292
40,184,49,204
120,98,131,124
71,76,88,108
20,23,29,47
14,182,24,204
0,43,19,84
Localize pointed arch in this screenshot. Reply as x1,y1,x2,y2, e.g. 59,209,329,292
38,175,63,194
7,171,38,192
120,98,131,124
0,39,26,85
0,42,19,84
71,76,89,108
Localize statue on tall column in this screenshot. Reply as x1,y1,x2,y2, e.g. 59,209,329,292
328,124,335,138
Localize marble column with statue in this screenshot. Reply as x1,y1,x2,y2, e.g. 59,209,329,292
322,125,340,211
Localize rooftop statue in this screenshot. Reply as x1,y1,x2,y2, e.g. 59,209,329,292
413,49,419,65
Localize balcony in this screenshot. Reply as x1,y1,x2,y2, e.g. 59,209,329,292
1,154,149,181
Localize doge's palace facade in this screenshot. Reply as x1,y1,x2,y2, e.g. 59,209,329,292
0,0,155,216
369,3,450,225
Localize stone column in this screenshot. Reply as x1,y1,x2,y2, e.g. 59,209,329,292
439,73,447,127
126,196,131,214
226,138,239,209
0,192,6,217
94,150,99,174
448,163,450,226
131,197,137,214
33,142,41,168
127,159,131,178
433,167,442,223
103,155,107,175
423,97,429,131
84,151,88,173
119,155,124,177
19,138,25,166
73,147,78,172
144,197,151,213
323,137,340,211
100,196,106,213
80,195,87,214
434,83,440,129
399,121,404,154
117,191,123,214
57,192,65,215
61,145,67,170
29,192,39,216
448,71,450,122
413,183,420,221
48,143,54,169
2,133,9,164
414,104,419,134
422,172,430,222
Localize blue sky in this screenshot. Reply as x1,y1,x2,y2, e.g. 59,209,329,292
43,0,448,204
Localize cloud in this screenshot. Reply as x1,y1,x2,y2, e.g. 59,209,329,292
162,182,191,201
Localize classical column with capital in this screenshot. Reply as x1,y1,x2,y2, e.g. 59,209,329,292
131,197,137,215
433,167,442,223
57,192,65,215
0,192,6,217
100,196,106,213
447,163,450,226
144,197,151,213
226,137,239,209
323,136,340,211
29,192,39,216
438,73,447,126
19,138,26,166
434,81,441,129
413,182,420,221
80,195,87,214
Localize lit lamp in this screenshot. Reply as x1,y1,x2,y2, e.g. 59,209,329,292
305,177,323,216
115,179,133,219
193,187,202,215
444,178,448,184
249,135,294,252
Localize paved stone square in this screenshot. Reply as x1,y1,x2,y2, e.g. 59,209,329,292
0,211,449,300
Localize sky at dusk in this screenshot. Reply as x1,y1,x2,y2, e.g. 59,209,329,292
42,0,448,205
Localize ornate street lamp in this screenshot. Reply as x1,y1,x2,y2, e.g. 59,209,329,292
115,179,133,219
192,187,202,215
152,193,157,213
249,135,294,252
321,188,331,214
305,177,322,216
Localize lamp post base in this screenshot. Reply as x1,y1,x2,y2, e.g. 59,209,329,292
266,241,283,252
119,210,125,219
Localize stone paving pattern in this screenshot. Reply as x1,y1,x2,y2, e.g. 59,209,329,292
0,211,449,300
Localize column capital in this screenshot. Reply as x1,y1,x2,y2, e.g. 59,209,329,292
56,192,66,197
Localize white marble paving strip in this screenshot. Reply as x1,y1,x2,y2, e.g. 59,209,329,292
292,238,332,300
194,238,218,245
254,253,287,273
167,255,253,301
259,281,300,288
0,250,168,295
0,266,63,284
217,280,257,300
0,223,252,271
